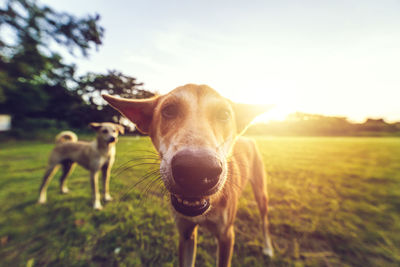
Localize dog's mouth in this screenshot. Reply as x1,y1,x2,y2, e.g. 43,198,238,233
170,194,210,217
107,137,117,143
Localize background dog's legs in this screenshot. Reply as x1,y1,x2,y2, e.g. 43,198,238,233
59,160,75,194
176,217,198,267
217,225,235,267
90,171,102,210
101,160,113,202
250,160,274,257
38,164,59,204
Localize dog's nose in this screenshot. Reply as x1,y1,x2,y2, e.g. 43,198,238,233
108,137,116,143
171,149,222,195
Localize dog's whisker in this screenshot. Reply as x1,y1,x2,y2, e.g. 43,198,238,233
129,149,160,155
113,163,159,180
113,157,159,172
138,177,163,204
117,169,161,204
114,162,157,177
113,162,160,178
115,167,160,208
119,169,160,196
136,175,164,207
135,152,160,157
114,157,160,171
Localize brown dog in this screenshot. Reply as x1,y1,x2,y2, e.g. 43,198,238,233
38,122,124,210
103,84,273,266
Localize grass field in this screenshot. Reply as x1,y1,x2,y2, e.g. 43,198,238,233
0,136,399,266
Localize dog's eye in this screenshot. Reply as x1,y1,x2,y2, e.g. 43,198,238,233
162,105,178,119
102,129,108,134
217,109,231,122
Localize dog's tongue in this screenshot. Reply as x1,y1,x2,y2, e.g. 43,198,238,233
170,194,210,217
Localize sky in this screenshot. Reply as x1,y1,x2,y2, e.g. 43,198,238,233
41,0,400,122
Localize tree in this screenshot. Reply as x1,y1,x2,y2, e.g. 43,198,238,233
77,70,155,128
0,0,103,124
78,70,154,106
0,0,155,134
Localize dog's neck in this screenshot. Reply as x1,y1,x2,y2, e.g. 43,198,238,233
95,136,112,153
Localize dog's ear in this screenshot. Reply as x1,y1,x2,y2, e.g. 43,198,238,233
232,103,273,134
102,94,158,134
115,124,125,135
89,122,102,131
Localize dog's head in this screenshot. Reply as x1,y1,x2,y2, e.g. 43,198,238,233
103,84,269,217
90,122,125,144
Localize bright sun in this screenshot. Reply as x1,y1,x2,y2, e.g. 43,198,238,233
255,104,294,123
231,88,295,123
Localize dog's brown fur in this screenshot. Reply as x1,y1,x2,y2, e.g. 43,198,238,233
38,122,124,210
103,84,273,267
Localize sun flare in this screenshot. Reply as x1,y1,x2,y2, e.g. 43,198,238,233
229,87,296,123
254,104,294,123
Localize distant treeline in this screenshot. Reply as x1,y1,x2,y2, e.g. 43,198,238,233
247,113,400,137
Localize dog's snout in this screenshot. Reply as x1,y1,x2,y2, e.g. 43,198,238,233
171,149,222,195
108,136,116,143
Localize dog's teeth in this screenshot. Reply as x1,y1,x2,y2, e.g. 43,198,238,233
176,196,207,207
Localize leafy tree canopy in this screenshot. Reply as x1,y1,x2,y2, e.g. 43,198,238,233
0,0,154,134
0,0,103,115
78,70,154,108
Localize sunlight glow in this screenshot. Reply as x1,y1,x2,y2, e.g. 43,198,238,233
255,104,294,123
229,85,297,122
42,0,400,123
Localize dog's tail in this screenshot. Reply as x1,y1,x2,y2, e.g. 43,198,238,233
55,131,78,144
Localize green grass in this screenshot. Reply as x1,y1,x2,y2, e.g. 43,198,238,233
0,136,399,266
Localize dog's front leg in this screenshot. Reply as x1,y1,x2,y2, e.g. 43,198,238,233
217,225,235,267
38,165,59,204
176,217,198,267
101,159,114,202
90,171,102,210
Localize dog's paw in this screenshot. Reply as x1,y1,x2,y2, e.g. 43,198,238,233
93,203,103,210
37,197,47,204
61,188,69,194
262,247,274,257
104,195,113,202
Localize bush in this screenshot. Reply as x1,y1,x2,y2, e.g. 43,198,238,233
9,118,70,140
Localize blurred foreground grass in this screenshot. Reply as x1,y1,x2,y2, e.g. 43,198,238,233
0,136,399,266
